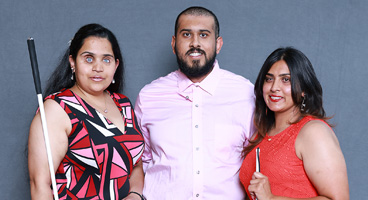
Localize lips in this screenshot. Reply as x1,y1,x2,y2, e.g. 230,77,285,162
91,76,104,81
269,95,283,102
186,48,205,58
189,52,202,57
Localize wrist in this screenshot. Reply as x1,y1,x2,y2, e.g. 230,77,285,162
128,191,144,200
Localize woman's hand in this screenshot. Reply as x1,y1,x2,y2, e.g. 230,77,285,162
248,172,274,200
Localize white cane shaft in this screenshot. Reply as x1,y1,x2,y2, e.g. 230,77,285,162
37,94,59,200
256,148,260,172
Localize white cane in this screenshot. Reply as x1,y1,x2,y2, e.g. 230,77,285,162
27,38,59,200
255,147,260,200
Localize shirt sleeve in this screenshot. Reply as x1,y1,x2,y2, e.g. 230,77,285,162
243,86,257,147
134,92,152,172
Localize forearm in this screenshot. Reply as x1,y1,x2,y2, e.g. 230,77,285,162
249,172,346,200
270,195,336,200
30,179,53,200
129,160,144,194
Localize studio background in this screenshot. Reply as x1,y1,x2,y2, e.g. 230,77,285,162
0,0,366,199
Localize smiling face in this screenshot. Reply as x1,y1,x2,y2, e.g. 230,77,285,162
69,36,119,95
263,60,297,117
171,14,223,82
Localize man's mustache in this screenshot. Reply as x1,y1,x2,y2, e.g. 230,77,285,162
186,48,206,56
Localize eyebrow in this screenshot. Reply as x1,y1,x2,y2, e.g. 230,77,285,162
266,73,290,77
179,29,211,33
80,51,114,58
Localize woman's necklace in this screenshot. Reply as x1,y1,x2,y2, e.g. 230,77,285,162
75,84,108,113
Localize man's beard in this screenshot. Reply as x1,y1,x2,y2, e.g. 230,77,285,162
175,46,217,79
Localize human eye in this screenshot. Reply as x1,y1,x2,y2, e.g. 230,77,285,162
200,33,208,38
282,77,290,83
183,32,191,37
103,58,111,63
265,76,273,83
85,56,93,63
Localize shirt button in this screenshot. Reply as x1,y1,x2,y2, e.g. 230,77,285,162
195,104,199,107
195,125,198,128
197,171,200,174
185,96,189,100
196,147,199,151
196,194,199,197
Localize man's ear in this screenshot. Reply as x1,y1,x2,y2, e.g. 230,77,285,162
215,36,223,54
171,36,176,55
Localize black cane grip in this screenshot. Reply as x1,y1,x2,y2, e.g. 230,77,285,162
27,38,42,94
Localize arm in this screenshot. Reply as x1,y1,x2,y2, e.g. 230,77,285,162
134,94,152,172
123,160,144,200
28,99,70,200
297,120,349,199
248,120,349,200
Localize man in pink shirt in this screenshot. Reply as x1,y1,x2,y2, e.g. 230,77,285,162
135,6,255,199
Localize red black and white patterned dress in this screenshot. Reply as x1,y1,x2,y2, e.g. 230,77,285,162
46,88,144,200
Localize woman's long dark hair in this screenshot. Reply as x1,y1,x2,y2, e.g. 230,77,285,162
44,23,124,96
242,47,329,157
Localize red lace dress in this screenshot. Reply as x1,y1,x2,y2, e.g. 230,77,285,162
239,116,320,198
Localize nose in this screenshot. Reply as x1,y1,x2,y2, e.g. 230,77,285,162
92,61,104,72
190,35,201,48
270,80,280,92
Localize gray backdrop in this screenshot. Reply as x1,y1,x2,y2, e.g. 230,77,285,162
1,0,366,199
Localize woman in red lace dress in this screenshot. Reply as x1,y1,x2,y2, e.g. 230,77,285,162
239,47,349,200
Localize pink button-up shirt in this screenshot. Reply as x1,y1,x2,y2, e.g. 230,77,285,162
135,61,255,199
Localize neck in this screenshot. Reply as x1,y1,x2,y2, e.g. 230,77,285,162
74,83,104,98
188,66,214,83
188,74,209,83
270,107,301,136
72,84,109,113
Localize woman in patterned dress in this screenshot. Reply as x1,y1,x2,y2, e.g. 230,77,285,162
239,47,349,200
28,24,145,200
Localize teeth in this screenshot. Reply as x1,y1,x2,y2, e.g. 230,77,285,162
190,52,201,56
270,96,282,100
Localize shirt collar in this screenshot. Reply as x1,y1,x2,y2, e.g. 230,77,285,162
178,60,221,96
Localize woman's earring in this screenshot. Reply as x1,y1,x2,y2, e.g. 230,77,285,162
112,78,115,84
71,68,75,80
301,96,306,112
